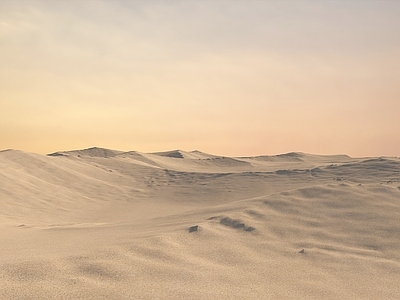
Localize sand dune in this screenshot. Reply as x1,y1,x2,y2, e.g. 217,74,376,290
1,147,399,299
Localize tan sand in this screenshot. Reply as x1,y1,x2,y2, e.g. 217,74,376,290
1,147,399,299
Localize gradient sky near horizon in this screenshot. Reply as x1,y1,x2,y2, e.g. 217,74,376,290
1,0,399,157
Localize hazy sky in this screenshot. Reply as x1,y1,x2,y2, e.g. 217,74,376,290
1,0,399,156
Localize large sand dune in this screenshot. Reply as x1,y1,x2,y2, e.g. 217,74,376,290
1,147,399,299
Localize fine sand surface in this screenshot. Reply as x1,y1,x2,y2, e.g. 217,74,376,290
1,147,400,299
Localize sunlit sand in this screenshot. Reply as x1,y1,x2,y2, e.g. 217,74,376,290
1,147,399,299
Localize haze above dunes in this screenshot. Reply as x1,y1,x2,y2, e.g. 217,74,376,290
1,147,400,299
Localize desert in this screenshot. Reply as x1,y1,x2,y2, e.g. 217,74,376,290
1,2,399,298
1,147,399,299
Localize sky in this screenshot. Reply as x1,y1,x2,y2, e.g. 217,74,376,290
1,0,399,157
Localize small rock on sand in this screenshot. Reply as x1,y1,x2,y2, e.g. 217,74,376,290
189,225,199,233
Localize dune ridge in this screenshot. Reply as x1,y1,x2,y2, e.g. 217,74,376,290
1,148,399,299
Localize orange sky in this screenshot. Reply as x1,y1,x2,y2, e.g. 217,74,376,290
1,0,399,157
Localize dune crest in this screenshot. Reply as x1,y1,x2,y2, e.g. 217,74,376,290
48,146,122,158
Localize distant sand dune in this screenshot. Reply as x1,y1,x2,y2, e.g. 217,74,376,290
1,148,399,299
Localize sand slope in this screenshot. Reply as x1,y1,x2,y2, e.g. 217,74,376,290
1,148,399,299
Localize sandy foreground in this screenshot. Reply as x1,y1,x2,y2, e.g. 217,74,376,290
0,147,399,299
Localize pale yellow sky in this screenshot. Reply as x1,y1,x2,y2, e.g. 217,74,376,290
1,0,399,157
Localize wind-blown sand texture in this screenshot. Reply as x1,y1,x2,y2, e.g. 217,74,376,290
1,147,399,299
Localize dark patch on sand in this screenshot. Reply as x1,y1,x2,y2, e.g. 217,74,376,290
189,225,199,233
219,217,255,232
